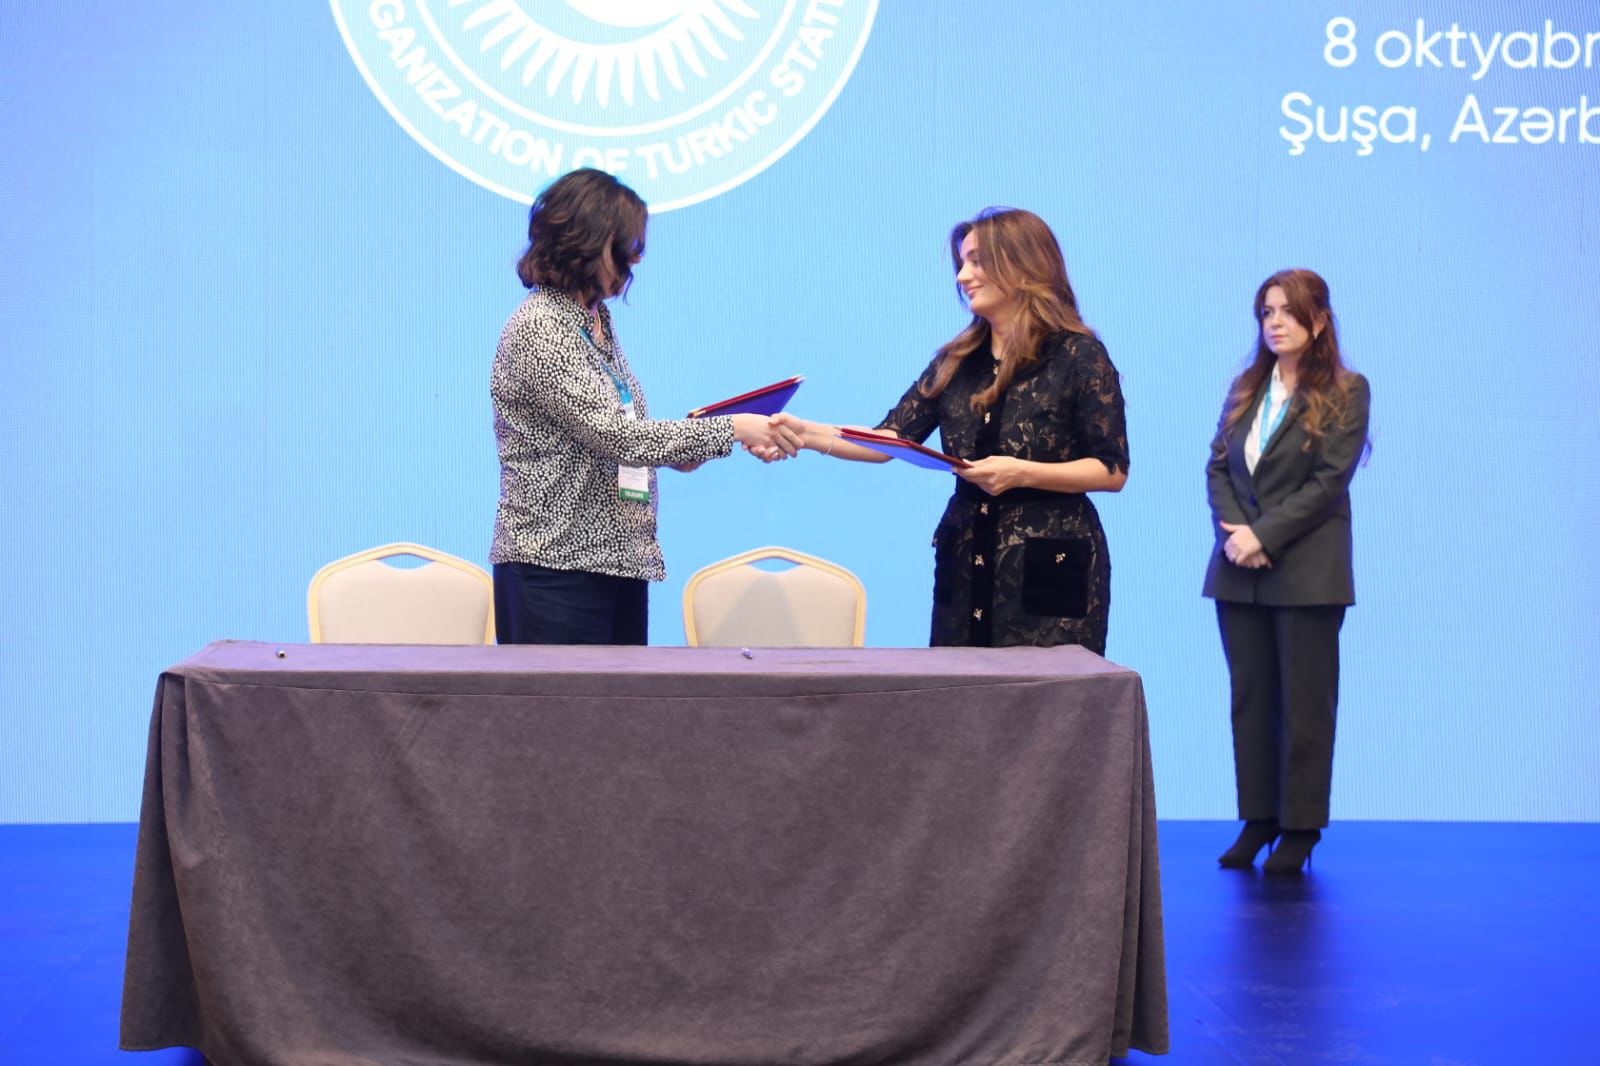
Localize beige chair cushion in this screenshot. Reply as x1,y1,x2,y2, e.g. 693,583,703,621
685,549,865,647
309,544,493,644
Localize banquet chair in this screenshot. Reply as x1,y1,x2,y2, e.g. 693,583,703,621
307,542,495,644
683,547,866,647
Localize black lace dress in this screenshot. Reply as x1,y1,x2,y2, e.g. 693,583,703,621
878,331,1129,653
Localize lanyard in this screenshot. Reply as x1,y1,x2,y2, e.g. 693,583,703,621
580,323,632,407
580,318,649,502
1258,380,1291,454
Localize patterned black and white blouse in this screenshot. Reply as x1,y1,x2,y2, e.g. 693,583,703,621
489,287,735,581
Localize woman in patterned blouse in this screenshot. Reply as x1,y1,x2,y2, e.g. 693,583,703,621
775,208,1129,653
490,168,801,645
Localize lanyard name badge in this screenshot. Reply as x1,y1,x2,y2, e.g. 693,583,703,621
584,323,650,503
1258,380,1291,456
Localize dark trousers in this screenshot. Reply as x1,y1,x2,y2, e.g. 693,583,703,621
493,562,649,646
1216,601,1345,830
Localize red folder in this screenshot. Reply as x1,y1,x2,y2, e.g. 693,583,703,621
838,427,970,470
687,376,803,418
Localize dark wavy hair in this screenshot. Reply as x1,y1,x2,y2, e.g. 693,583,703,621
1224,268,1360,451
922,207,1095,412
516,168,647,305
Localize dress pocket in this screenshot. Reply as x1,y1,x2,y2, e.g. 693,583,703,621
1021,536,1092,618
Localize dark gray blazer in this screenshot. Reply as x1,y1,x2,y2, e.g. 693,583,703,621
1202,373,1369,606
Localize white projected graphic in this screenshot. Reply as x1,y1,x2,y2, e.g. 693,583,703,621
4,3,1599,825
463,1,756,109
330,0,879,209
1278,16,1600,156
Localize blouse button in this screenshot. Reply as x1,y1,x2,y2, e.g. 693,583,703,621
979,503,989,515
974,554,984,567
972,608,983,620
983,412,991,424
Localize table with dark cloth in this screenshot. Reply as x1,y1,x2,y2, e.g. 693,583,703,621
121,640,1167,1065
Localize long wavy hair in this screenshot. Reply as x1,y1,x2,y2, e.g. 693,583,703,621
1224,269,1359,450
516,168,646,305
920,208,1095,412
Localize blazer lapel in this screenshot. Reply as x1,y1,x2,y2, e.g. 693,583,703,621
1222,409,1258,518
1226,406,1252,473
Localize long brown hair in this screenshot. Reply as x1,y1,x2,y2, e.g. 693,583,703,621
1224,269,1359,450
516,168,647,305
921,208,1094,411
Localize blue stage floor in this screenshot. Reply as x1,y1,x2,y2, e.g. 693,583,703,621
3,821,1595,1064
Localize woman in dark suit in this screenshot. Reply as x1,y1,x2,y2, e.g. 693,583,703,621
1204,269,1370,874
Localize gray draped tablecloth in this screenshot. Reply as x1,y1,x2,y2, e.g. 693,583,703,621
122,641,1167,1064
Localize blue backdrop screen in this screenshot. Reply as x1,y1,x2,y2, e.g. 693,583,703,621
2,2,1596,822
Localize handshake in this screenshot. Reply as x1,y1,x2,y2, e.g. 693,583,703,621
718,412,1029,498
730,412,818,464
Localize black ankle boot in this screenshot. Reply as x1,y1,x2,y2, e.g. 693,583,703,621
1217,819,1280,867
1262,828,1321,874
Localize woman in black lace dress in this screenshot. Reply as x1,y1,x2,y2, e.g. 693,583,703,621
777,208,1129,653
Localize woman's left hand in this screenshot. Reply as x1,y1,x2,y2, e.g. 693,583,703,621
1220,521,1270,567
957,456,1033,495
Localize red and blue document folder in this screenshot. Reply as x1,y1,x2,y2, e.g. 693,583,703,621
838,427,969,470
687,376,803,418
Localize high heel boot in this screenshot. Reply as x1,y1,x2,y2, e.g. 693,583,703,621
1262,828,1321,874
1217,819,1280,867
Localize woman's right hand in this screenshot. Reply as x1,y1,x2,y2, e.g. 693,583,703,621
731,413,802,461
768,413,827,451
765,414,896,463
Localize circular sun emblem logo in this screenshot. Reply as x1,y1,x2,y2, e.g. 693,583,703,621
331,0,878,211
